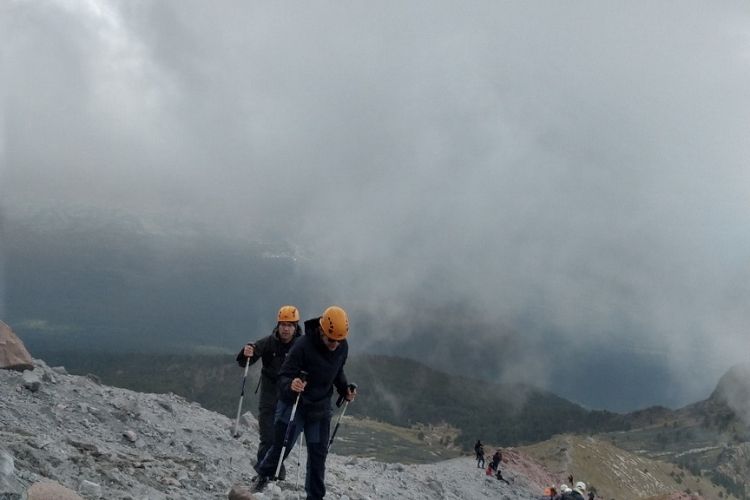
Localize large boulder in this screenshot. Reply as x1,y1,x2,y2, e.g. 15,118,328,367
0,320,33,371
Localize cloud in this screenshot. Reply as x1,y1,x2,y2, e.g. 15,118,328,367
4,0,750,407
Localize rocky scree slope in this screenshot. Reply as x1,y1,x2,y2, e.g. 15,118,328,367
1,359,547,499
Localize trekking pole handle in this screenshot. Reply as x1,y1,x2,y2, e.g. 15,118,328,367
244,342,256,358
289,371,308,395
336,383,357,407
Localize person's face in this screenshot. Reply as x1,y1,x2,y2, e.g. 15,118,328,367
277,322,296,343
319,332,341,351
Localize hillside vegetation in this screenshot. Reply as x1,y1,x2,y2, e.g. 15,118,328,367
35,351,750,497
36,351,629,451
596,364,750,499
520,434,736,499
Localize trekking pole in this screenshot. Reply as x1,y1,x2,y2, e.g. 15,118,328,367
295,431,304,498
274,370,308,480
233,351,253,438
327,383,357,452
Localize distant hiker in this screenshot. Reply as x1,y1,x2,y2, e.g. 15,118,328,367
495,467,510,485
574,481,587,497
562,481,586,500
559,483,571,497
587,492,595,500
251,306,356,500
486,449,510,484
490,449,502,471
474,440,485,468
236,305,302,466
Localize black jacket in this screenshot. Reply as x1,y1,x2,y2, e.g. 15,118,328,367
277,317,349,417
563,492,585,500
236,324,302,385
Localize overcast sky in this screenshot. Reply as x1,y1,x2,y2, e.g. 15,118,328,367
3,1,750,406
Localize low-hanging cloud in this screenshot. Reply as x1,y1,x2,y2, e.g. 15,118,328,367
3,0,750,408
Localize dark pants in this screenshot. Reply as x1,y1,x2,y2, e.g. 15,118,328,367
256,400,332,500
256,383,278,464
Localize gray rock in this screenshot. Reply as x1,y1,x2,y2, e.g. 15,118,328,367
160,477,181,487
227,484,256,500
239,412,258,431
0,449,25,500
157,400,174,414
22,371,41,392
0,450,13,476
67,439,100,455
78,479,102,498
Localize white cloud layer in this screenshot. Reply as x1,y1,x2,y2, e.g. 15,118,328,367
3,0,750,405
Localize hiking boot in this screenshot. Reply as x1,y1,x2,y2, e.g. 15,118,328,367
250,475,270,493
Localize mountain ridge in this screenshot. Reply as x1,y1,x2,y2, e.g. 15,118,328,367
4,204,729,411
24,350,750,498
31,349,630,450
0,357,559,499
3,356,736,499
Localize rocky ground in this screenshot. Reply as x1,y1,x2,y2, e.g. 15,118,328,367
1,359,545,499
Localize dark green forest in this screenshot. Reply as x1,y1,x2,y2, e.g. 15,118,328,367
37,350,629,450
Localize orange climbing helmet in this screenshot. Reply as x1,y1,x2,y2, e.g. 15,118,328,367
319,306,349,340
277,305,300,323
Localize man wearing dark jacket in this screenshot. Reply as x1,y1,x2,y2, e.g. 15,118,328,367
490,449,502,471
474,440,485,468
237,305,302,465
252,306,356,500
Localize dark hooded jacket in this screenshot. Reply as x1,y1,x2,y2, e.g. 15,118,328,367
276,317,349,418
562,491,585,500
236,324,302,388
